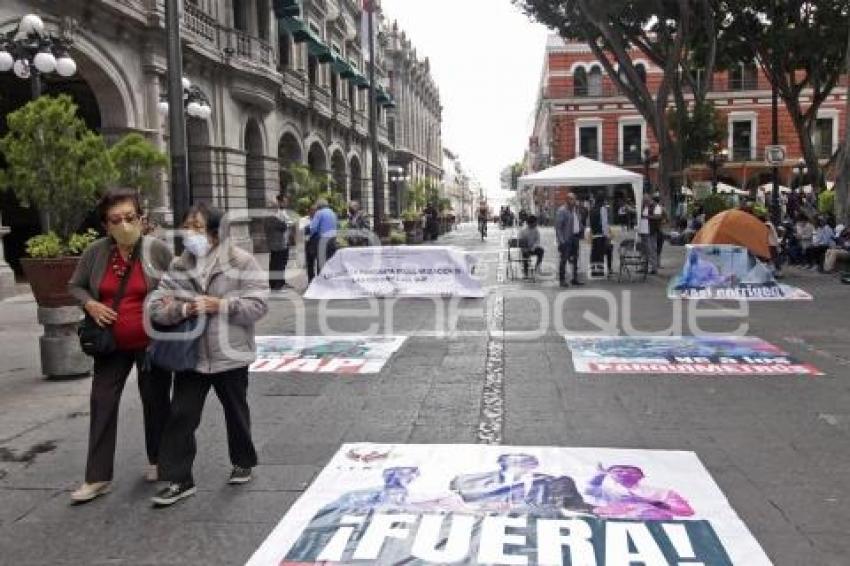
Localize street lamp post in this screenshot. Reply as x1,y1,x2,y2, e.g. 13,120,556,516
0,14,77,99
365,0,384,230
157,77,213,205
792,158,808,191
707,145,729,194
164,0,190,249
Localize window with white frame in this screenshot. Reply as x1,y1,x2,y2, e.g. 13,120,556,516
576,120,602,160
621,123,643,165
813,115,837,159
728,112,757,161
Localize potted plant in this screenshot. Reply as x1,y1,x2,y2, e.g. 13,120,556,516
0,95,116,377
401,208,423,244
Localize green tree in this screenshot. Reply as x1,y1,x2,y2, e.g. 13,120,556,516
667,100,727,166
513,0,720,206
287,164,345,216
0,95,116,240
109,133,168,198
716,1,850,190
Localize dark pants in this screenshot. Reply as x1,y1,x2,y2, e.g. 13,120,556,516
655,230,665,265
85,350,172,482
807,245,828,270
268,248,290,290
558,238,580,283
522,247,544,276
306,237,338,282
590,237,613,274
158,367,257,484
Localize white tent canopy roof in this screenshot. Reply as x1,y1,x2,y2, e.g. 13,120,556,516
518,156,644,215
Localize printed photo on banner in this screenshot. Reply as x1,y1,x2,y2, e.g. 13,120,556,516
303,246,485,300
565,335,822,375
668,245,812,301
246,443,773,565
250,336,407,374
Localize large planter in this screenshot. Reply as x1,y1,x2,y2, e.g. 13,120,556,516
20,256,91,378
20,257,80,307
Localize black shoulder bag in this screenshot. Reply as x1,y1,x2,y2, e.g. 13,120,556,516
147,274,203,373
78,247,137,357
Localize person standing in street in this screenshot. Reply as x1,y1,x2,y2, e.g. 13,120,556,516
68,188,173,504
264,194,294,291
346,200,370,247
639,198,660,275
306,199,338,282
589,197,613,276
555,192,585,287
650,195,666,270
148,203,269,507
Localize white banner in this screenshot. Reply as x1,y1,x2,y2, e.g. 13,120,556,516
248,443,772,565
250,336,407,374
304,246,485,299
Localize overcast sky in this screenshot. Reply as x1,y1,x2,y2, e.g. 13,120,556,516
380,0,550,203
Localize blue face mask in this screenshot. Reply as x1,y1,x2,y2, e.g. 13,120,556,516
183,233,211,257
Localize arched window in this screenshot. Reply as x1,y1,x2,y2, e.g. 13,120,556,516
574,67,588,96
588,65,603,96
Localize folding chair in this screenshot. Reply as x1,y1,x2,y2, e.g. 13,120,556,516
588,236,610,280
618,238,648,283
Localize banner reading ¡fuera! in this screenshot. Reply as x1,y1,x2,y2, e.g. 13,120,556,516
246,443,773,565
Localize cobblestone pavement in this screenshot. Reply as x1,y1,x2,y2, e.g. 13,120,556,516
1,224,849,565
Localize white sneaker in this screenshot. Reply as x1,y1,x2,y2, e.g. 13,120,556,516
144,464,158,483
70,481,112,504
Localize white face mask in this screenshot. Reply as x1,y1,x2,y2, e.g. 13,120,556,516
183,233,211,257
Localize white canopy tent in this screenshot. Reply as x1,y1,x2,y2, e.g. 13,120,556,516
518,156,644,221
716,182,748,196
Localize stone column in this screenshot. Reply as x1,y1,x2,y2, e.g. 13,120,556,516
0,214,15,300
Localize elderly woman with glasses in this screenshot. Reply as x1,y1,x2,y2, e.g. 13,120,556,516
67,188,174,504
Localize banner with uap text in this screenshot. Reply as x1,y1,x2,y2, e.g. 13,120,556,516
250,336,407,374
247,443,772,565
304,246,485,299
668,245,811,301
565,335,822,375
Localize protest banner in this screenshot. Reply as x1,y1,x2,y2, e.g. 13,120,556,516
250,336,407,374
247,443,773,566
303,246,485,300
668,245,812,301
565,336,822,376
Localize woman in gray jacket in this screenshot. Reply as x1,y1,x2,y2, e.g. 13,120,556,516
147,203,269,506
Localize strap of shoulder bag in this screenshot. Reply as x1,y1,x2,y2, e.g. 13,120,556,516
109,239,141,311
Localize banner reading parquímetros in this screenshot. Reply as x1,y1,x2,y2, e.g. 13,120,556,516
304,246,485,299
247,443,772,565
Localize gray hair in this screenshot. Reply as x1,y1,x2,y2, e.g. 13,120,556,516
315,198,328,208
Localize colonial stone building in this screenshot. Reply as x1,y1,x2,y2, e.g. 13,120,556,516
0,0,442,267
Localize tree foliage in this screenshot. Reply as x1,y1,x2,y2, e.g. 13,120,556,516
109,133,168,199
716,0,850,189
513,0,720,205
0,95,116,240
286,164,346,216
667,101,727,166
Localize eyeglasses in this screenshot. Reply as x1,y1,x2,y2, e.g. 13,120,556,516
107,213,140,226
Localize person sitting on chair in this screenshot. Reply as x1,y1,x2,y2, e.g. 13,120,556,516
518,215,544,278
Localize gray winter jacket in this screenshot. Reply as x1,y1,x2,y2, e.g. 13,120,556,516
146,244,269,374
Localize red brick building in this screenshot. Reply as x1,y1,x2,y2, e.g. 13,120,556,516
523,35,846,206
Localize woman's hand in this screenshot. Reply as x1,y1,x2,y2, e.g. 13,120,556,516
84,301,118,327
192,295,222,315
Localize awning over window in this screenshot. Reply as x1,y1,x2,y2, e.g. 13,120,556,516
272,0,300,19
331,54,356,79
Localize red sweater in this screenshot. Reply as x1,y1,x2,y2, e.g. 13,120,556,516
99,253,149,352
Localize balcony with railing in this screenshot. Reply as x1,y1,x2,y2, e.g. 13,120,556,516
309,84,332,117
352,110,368,135
333,99,352,127
282,68,308,101
183,3,217,43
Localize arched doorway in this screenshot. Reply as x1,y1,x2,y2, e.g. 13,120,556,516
245,119,265,210
187,117,213,204
307,141,327,176
330,150,347,200
278,132,302,196
349,156,362,205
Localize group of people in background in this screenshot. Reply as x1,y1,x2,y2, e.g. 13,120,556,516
68,189,269,508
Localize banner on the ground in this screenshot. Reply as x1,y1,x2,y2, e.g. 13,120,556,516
250,336,407,374
303,246,485,299
565,335,822,375
668,245,812,301
247,443,772,565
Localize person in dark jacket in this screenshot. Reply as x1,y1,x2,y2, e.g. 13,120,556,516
67,188,173,504
264,194,295,290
